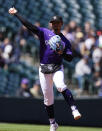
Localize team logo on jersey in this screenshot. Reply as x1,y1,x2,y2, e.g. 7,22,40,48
48,65,53,70
45,35,65,51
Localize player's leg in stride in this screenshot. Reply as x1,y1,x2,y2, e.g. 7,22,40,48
50,122,58,131
39,69,59,131
62,89,81,120
53,68,81,120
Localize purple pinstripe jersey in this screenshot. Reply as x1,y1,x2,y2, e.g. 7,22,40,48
37,27,72,64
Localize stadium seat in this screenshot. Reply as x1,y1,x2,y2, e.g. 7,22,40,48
0,0,100,32
0,68,8,95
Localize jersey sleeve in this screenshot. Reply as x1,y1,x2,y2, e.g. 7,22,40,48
14,13,41,36
65,40,73,55
63,40,73,62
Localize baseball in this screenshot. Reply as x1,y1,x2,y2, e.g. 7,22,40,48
9,7,17,14
9,8,14,12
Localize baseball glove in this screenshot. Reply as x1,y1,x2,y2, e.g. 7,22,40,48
48,35,64,54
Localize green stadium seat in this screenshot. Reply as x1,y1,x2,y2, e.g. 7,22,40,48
0,68,8,95
65,0,77,5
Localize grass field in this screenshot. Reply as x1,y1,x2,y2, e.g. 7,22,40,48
0,123,101,131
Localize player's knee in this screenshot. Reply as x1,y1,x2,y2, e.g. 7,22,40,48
57,86,67,92
55,82,67,92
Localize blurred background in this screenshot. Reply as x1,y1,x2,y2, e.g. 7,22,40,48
0,0,102,127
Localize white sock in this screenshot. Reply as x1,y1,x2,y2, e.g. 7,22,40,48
71,105,77,111
49,118,55,124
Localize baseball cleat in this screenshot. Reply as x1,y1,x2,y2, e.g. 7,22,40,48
50,122,58,131
72,109,81,120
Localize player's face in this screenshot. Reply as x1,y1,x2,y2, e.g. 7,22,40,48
51,21,63,31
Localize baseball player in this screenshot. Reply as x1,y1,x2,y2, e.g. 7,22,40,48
9,7,81,131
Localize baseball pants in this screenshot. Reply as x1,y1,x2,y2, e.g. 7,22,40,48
39,65,67,106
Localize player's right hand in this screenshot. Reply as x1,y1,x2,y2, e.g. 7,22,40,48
9,7,17,15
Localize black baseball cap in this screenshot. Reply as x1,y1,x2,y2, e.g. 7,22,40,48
50,16,63,23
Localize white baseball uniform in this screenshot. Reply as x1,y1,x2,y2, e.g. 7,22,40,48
39,65,67,106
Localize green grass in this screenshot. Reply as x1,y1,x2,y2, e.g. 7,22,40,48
0,123,101,131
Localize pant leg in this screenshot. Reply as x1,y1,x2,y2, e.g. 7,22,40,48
53,65,67,92
39,67,54,106
53,66,75,107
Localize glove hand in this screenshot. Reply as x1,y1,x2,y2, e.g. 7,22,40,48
48,35,64,54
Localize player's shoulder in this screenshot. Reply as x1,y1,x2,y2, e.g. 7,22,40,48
38,27,51,32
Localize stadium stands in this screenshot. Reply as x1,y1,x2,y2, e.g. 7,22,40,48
0,62,39,96
0,68,8,95
0,0,101,30
0,0,102,98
